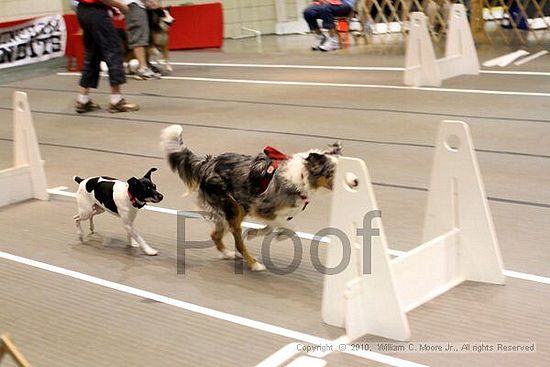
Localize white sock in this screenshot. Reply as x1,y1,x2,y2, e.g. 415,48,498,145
110,94,122,105
77,94,89,104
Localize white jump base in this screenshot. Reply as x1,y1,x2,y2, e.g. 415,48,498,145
0,91,48,207
404,4,480,87
322,120,505,341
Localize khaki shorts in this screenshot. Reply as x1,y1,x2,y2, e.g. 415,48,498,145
126,3,149,49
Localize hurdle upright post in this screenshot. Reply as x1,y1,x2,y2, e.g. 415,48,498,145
0,91,48,207
404,4,480,87
322,120,505,341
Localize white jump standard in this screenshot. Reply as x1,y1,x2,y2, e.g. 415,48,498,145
404,4,479,87
322,120,505,341
0,91,48,208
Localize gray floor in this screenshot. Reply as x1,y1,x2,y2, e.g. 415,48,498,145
0,35,549,366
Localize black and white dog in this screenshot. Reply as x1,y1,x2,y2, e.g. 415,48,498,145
161,125,341,271
73,168,164,256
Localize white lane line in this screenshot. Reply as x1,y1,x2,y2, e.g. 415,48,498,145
47,188,550,286
158,62,404,71
503,270,550,285
0,251,426,367
47,188,329,242
55,72,550,98
514,50,549,66
255,343,302,367
482,50,529,67
154,61,550,76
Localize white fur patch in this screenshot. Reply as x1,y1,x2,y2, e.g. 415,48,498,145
219,249,237,259
281,154,308,189
162,10,175,25
160,125,184,154
251,262,266,272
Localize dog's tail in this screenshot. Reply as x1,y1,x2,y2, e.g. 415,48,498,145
73,176,84,184
160,125,203,190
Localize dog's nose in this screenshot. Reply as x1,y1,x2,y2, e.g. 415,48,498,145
157,193,164,201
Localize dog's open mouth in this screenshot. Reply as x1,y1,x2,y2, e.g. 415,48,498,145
148,196,164,203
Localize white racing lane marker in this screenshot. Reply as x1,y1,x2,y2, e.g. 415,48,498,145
155,62,404,71
156,61,550,77
514,50,549,66
503,270,550,285
47,188,328,242
0,251,426,367
482,50,530,67
55,72,550,98
47,187,550,286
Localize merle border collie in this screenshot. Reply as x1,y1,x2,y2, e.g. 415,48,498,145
161,125,341,271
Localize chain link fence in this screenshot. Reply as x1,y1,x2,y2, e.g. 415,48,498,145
353,0,549,45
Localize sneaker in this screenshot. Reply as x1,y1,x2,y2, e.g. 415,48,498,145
134,67,161,80
319,36,340,52
75,100,100,114
148,63,161,74
311,34,327,51
108,98,140,113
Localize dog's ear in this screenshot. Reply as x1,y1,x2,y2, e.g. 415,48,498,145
305,152,327,166
127,177,140,187
325,141,342,155
143,168,158,180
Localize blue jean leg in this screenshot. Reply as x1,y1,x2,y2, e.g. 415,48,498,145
303,3,352,30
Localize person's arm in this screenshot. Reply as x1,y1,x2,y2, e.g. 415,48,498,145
99,0,129,14
144,0,159,9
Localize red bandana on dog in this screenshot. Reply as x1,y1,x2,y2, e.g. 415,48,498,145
259,146,290,193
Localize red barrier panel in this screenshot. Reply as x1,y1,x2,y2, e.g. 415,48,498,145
168,3,224,50
0,18,33,28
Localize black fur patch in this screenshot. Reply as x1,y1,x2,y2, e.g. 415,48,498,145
86,177,118,214
305,153,335,188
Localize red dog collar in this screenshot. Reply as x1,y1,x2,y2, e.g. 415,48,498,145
128,191,145,209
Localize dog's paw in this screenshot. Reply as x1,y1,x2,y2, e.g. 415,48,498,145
130,239,140,248
166,64,173,72
142,246,159,256
251,262,266,272
219,249,237,260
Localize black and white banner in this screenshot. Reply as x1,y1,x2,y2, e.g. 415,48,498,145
0,15,67,70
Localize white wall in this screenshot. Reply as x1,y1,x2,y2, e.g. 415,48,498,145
0,0,63,22
162,0,278,38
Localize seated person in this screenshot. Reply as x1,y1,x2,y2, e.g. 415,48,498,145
304,0,356,52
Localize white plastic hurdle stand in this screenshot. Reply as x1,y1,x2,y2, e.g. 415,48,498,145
404,4,480,87
322,120,505,341
0,91,48,207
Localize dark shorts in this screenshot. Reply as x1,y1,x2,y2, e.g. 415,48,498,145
76,3,126,88
126,3,150,49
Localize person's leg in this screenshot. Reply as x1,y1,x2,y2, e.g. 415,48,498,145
304,4,322,31
133,46,147,70
127,4,159,79
75,4,102,113
304,4,327,50
319,3,352,51
89,4,138,112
